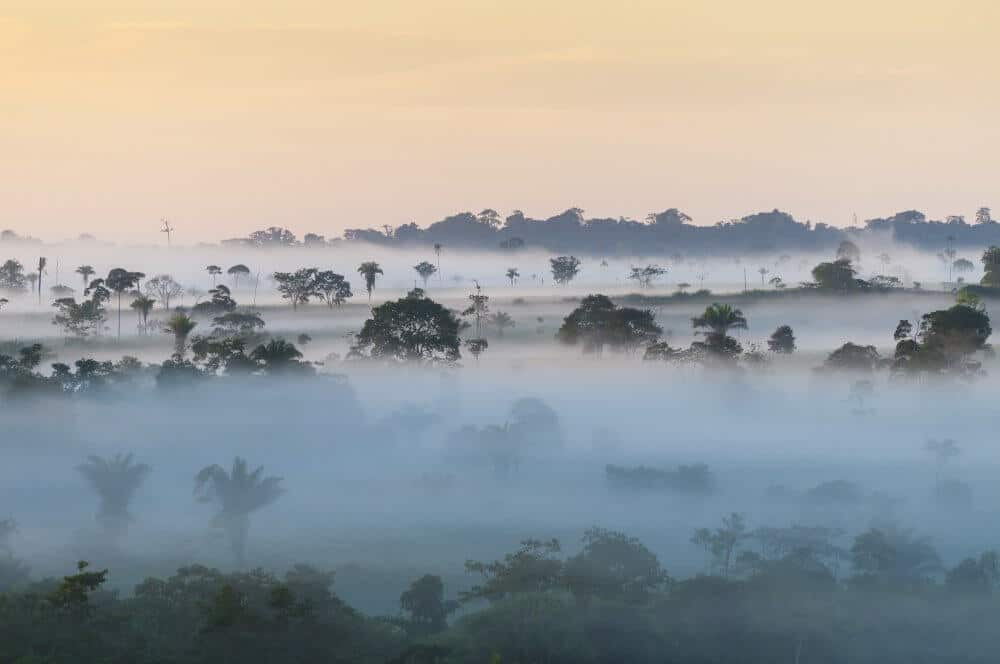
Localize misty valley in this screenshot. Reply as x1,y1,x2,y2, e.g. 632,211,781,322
3,230,1000,663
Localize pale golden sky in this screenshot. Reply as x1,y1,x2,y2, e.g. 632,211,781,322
2,1,999,242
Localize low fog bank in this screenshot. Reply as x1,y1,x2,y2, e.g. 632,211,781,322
0,239,982,313
2,364,999,612
0,289,977,365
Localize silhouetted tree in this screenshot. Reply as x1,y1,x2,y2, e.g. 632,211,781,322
349,289,461,364
192,285,237,315
105,268,145,339
227,264,251,289
464,337,488,362
313,271,352,308
693,303,747,337
206,265,222,285
550,256,582,285
76,453,151,537
414,261,437,287
195,458,285,568
927,300,991,348
506,268,519,285
190,335,256,375
824,342,880,371
462,538,563,603
691,303,747,356
52,296,106,338
850,527,942,588
249,339,313,375
75,265,95,289
357,261,383,301
399,574,457,636
35,257,46,304
953,258,975,277
144,274,184,310
462,283,490,339
247,226,297,247
164,313,197,356
628,265,667,289
768,325,796,353
564,528,669,604
272,268,318,310
48,560,108,616
130,293,156,334
836,240,861,263
895,303,993,374
212,311,265,336
0,259,27,292
557,294,661,354
691,513,750,578
811,259,862,291
84,278,110,305
981,246,1000,286
946,551,1000,593
757,266,769,285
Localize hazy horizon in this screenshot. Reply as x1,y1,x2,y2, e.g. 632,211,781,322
4,0,1000,242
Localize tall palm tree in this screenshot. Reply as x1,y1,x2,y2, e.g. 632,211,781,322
76,265,96,289
692,303,748,337
692,303,748,357
164,312,197,356
414,261,437,287
194,457,285,568
433,243,443,280
506,268,519,286
249,338,310,374
76,453,152,537
357,261,383,301
130,293,156,334
36,257,47,304
105,268,145,339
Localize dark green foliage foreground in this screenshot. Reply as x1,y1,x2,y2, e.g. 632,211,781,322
5,528,1000,664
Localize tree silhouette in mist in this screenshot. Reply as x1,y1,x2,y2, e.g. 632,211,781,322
194,457,285,568
76,453,151,537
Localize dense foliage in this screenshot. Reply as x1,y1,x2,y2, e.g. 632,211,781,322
2,522,1000,664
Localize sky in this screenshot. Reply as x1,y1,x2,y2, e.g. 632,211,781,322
2,0,999,243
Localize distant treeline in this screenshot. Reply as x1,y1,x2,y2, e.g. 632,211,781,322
227,207,997,256
5,207,999,256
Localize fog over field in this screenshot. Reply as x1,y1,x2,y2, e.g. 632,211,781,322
3,234,1000,662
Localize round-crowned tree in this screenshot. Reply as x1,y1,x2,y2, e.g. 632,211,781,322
556,294,661,354
349,289,462,364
